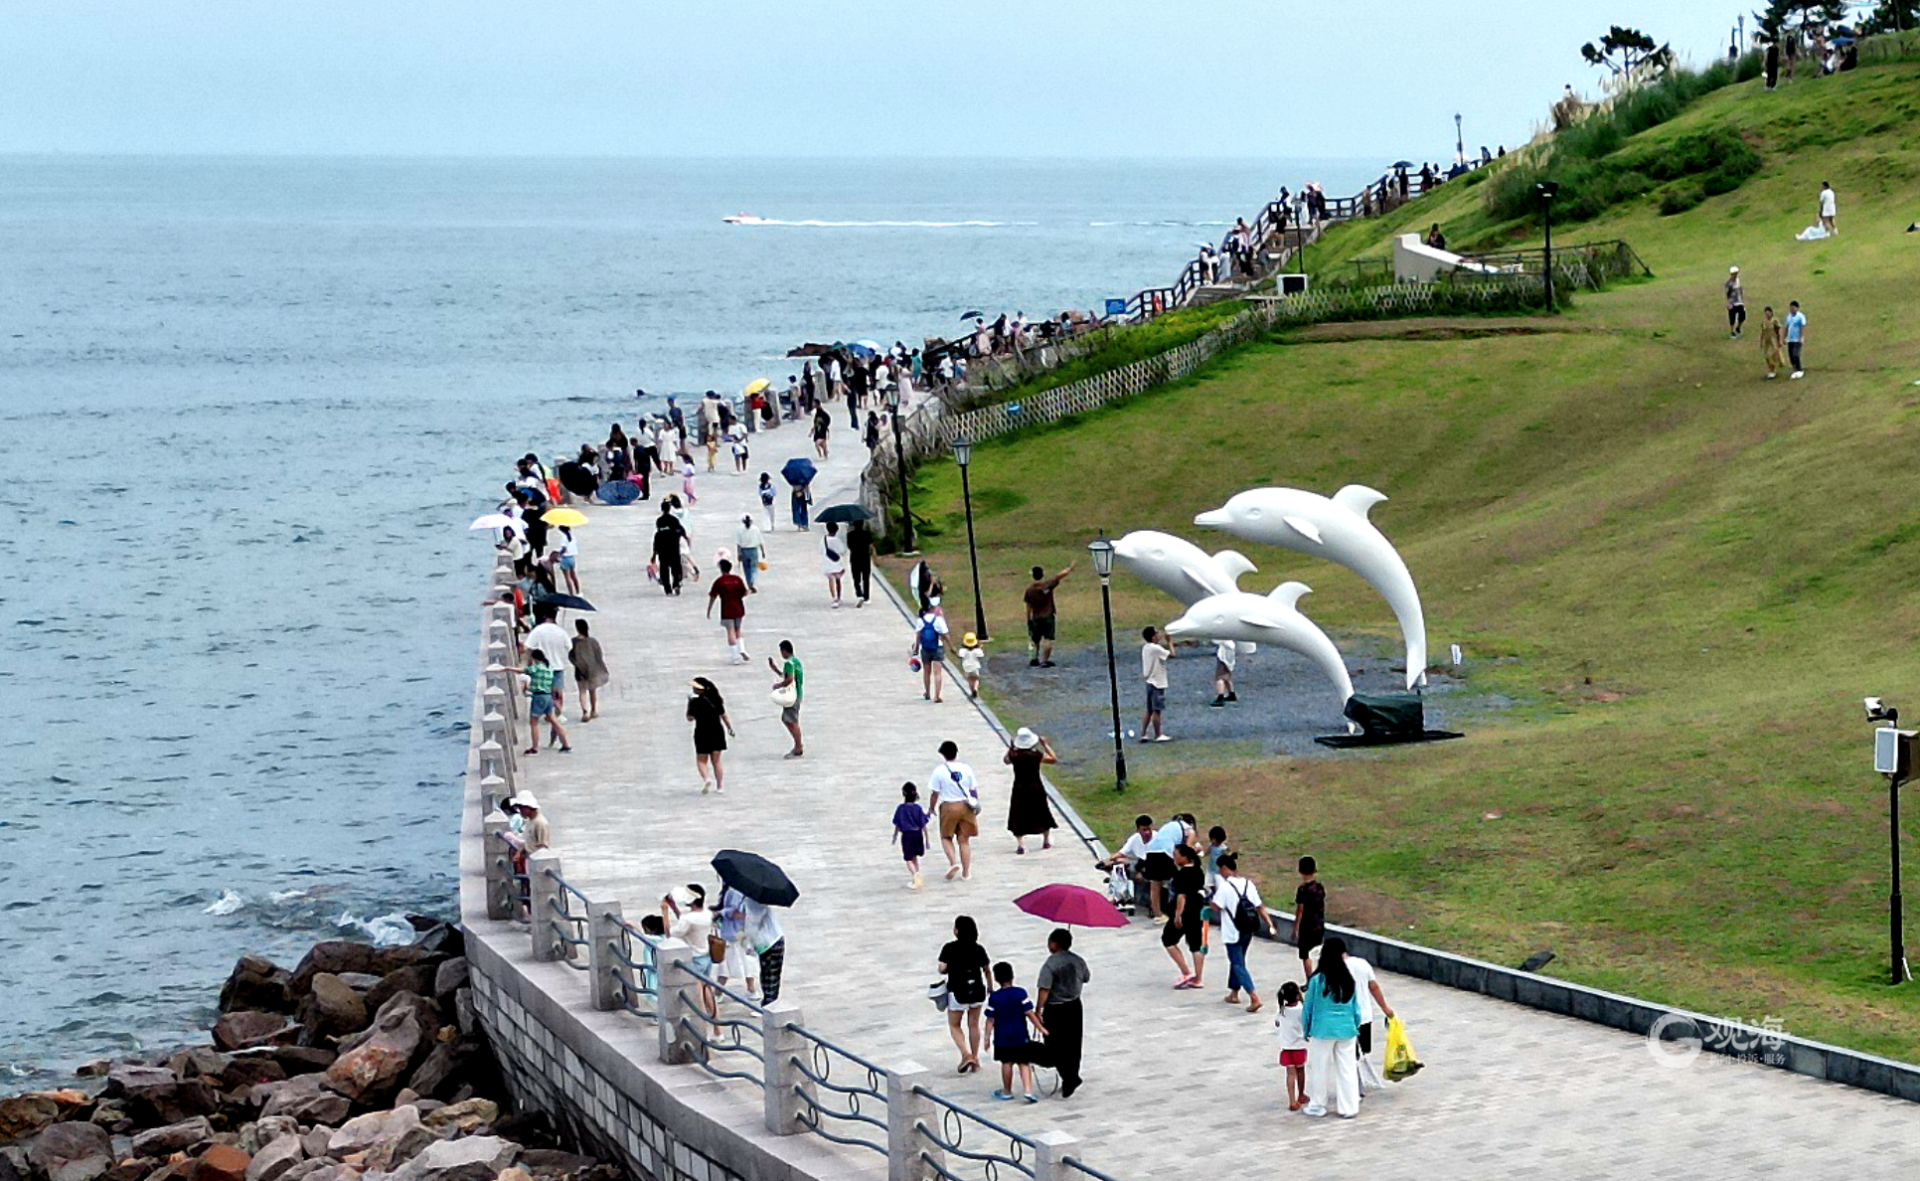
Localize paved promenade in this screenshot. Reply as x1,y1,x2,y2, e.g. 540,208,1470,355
514,413,1915,1179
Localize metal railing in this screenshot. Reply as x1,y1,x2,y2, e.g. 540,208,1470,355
788,1027,889,1157
914,1086,1037,1181
544,868,592,971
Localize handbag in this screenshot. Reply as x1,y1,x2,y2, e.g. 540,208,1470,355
770,683,799,708
927,981,951,1012
707,932,729,963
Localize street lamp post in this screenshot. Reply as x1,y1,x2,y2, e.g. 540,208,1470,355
1087,534,1127,793
887,388,915,554
1454,113,1464,166
952,437,989,642
1867,703,1913,985
1535,181,1560,312
1889,767,1911,984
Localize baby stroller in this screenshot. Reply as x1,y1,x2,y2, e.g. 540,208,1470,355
1104,864,1137,915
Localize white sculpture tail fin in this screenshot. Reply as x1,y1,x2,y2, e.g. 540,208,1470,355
1332,484,1389,520
1282,516,1323,545
1267,581,1311,609
1212,549,1257,589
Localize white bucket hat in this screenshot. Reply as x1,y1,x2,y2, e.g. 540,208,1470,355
514,792,540,811
1013,727,1040,750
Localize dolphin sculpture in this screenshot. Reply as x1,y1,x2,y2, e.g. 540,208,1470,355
1194,484,1427,689
1113,531,1259,655
1165,583,1356,720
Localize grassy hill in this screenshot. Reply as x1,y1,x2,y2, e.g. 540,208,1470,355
886,59,1920,1060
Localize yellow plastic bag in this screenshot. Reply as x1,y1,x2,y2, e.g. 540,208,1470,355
1383,1016,1423,1081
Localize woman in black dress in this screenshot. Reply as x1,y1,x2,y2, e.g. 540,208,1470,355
937,915,992,1074
1003,727,1058,854
686,677,734,795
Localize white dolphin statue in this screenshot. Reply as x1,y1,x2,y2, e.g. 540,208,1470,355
1194,484,1427,689
1113,531,1259,655
1165,583,1356,723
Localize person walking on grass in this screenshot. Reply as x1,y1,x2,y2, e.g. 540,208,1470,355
1212,853,1273,1012
912,607,950,702
938,915,992,1074
822,522,847,607
1140,625,1173,742
1762,306,1788,379
568,619,608,722
930,740,981,882
1163,844,1206,989
1022,562,1073,667
1301,935,1362,1119
1819,180,1838,236
1786,300,1807,379
734,515,764,593
686,676,734,794
707,558,751,663
985,962,1042,1103
503,649,572,755
1294,855,1327,980
768,640,804,758
1003,727,1058,854
1034,928,1089,1099
893,782,932,890
1725,266,1746,340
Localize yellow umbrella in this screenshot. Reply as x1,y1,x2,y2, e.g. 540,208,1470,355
744,377,772,395
542,507,589,526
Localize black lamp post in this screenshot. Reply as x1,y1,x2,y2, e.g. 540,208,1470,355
1454,113,1464,165
952,437,989,642
887,388,915,554
1535,180,1560,312
1087,534,1127,792
1889,765,1911,985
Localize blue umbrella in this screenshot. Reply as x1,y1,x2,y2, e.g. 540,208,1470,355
847,342,878,359
781,457,817,487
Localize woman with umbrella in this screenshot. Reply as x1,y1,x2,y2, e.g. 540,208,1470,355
1002,728,1058,855
711,851,795,1003
686,677,734,794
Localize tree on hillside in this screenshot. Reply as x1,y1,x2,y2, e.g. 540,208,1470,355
1580,26,1673,79
1753,0,1851,41
1860,0,1916,33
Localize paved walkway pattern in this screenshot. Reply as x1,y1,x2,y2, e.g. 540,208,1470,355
516,414,1916,1179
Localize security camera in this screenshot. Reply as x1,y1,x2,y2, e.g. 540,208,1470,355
1865,697,1898,724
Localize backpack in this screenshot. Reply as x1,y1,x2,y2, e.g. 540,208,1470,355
919,616,942,651
1226,879,1260,937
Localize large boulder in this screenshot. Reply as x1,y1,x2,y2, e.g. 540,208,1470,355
326,995,436,1103
388,1137,516,1181
102,1066,175,1101
27,1123,113,1181
400,1042,476,1103
264,1048,333,1078
0,1095,62,1142
416,1099,496,1138
131,1118,214,1158
255,1077,348,1127
187,1145,249,1181
430,959,468,1001
323,1108,419,1160
236,1117,300,1156
104,1069,216,1128
218,957,292,1015
363,968,437,1017
241,1136,304,1181
216,1057,286,1092
287,945,379,998
212,1013,295,1053
167,1050,233,1081
295,976,367,1043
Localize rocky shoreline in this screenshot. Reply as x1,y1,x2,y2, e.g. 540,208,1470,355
1,923,616,1181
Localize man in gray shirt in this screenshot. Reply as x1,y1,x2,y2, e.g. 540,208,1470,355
1034,928,1090,1098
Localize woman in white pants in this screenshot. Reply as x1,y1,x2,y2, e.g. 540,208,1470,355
1300,935,1362,1118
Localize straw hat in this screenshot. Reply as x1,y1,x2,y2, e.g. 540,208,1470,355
1013,727,1040,750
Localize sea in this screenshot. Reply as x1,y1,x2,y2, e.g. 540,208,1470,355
0,154,1376,1079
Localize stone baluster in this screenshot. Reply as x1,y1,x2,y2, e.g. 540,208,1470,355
478,738,514,795
482,814,513,921
585,894,625,1012
526,850,564,962
886,1062,938,1181
654,940,695,1066
759,1000,806,1136
1030,1131,1079,1181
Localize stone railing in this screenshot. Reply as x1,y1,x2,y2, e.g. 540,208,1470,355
457,550,1134,1181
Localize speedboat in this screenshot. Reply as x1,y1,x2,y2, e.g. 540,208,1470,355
722,212,765,225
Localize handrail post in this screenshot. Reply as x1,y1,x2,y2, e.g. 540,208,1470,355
760,1000,806,1136
585,894,624,1010
654,940,696,1065
482,816,513,921
527,851,564,961
481,706,515,775
478,738,514,794
886,1063,938,1181
1031,1130,1078,1181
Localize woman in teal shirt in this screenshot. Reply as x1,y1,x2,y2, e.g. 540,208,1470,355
1300,935,1362,1118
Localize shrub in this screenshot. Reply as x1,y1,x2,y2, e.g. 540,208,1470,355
1659,184,1705,216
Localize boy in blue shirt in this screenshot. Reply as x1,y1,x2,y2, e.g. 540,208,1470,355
984,962,1041,1103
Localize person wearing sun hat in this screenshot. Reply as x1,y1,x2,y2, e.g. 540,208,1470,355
1002,727,1058,854
957,631,986,698
1725,265,1746,340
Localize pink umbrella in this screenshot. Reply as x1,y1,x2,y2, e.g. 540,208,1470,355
1013,884,1129,929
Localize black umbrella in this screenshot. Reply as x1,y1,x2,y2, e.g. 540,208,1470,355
816,503,872,524
711,850,799,907
534,591,595,611
1391,160,1413,170
781,457,817,487
959,310,983,321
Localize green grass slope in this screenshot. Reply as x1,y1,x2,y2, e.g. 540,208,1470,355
888,61,1920,1060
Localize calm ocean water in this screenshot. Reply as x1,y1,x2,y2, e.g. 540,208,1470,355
0,154,1373,1077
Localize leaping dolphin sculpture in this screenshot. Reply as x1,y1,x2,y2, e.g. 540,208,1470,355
1164,583,1356,722
1194,484,1427,689
1113,531,1259,654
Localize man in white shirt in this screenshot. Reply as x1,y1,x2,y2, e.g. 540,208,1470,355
1139,626,1173,742
1342,948,1396,1094
1818,181,1838,235
929,740,980,882
1210,854,1274,1012
524,606,572,719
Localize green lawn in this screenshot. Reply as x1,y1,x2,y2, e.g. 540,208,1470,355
884,60,1920,1061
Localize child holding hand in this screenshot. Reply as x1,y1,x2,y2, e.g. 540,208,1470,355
891,783,931,890
984,962,1041,1103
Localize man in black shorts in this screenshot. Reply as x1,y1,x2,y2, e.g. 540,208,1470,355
1163,844,1206,988
1293,855,1326,979
1022,562,1074,667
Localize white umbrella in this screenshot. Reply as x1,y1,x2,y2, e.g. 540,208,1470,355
470,513,515,531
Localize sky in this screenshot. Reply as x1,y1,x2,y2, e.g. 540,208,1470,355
3,2,1748,159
